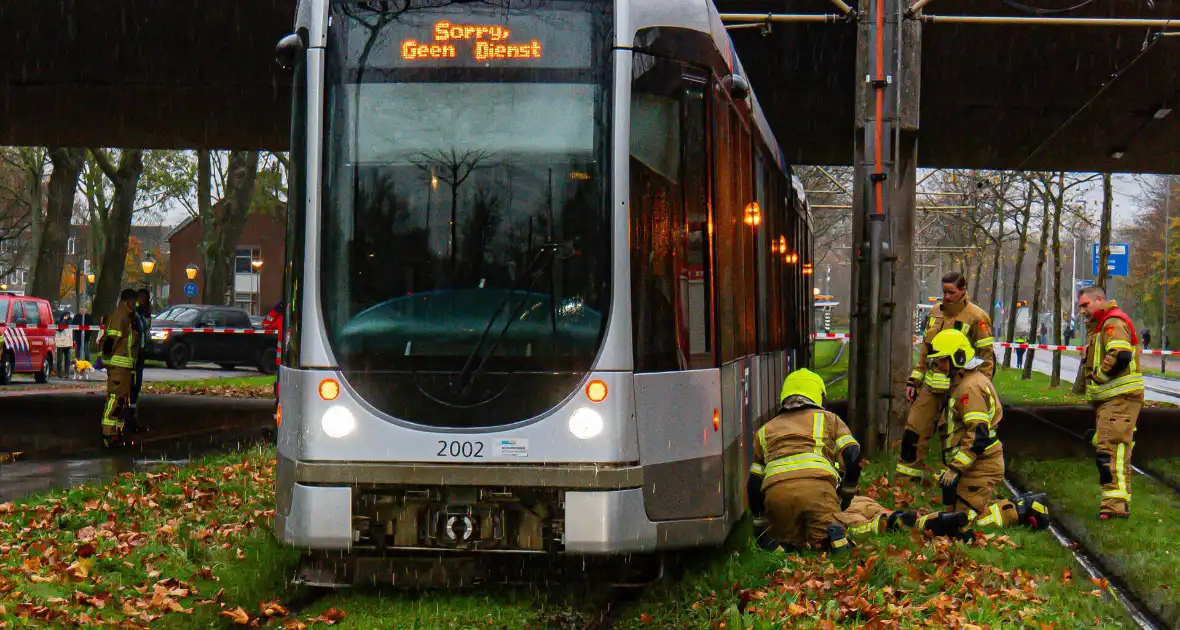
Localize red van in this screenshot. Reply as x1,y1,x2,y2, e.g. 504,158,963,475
0,293,56,385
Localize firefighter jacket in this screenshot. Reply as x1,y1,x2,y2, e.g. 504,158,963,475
100,301,138,370
1082,301,1144,401
943,368,1003,473
749,403,859,493
912,296,995,391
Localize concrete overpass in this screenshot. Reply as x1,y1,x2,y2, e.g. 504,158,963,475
1,1,1177,172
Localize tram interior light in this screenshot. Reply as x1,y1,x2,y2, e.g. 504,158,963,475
569,407,603,439
322,405,356,438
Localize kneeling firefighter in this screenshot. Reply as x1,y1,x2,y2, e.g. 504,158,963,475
748,369,969,552
928,329,1051,535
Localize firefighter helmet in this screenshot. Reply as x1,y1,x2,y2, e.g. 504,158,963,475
780,368,827,407
928,329,975,368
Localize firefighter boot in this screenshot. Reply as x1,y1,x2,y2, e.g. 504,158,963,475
826,524,853,553
1015,493,1051,530
887,510,918,532
918,511,972,540
124,405,146,434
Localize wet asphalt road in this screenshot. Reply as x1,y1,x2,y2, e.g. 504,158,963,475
0,391,273,503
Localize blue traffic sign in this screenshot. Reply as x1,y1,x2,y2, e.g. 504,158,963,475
183,282,199,297
1076,279,1095,288
1092,243,1129,277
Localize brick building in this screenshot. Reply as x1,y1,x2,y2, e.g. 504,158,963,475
166,213,285,315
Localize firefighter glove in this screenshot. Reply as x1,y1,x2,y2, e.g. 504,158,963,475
905,381,919,403
838,486,856,511
938,468,960,488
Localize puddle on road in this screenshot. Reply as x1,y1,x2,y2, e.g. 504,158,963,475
0,456,193,503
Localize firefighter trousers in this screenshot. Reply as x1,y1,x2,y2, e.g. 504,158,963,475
102,366,133,439
763,478,898,549
1094,392,1143,516
945,451,1018,528
897,386,945,479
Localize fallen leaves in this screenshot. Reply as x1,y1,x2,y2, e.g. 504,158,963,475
142,381,273,398
0,449,342,628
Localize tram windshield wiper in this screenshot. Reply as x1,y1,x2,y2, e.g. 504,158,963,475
452,241,571,397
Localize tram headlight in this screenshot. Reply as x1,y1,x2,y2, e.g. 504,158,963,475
568,407,603,440
321,405,355,438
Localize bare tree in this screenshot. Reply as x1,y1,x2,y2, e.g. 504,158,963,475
411,149,503,274
27,149,86,301
1097,173,1114,291
1003,185,1035,369
88,149,145,319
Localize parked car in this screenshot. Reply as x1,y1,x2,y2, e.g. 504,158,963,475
0,293,56,384
147,304,276,374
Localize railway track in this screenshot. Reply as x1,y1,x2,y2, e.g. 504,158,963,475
1013,406,1180,495
1001,477,1165,630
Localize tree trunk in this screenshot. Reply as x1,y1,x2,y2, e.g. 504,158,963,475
1022,186,1052,381
1003,188,1034,369
196,149,213,302
27,148,85,302
1050,173,1065,387
987,204,1005,325
90,149,145,321
1097,173,1114,291
202,151,260,305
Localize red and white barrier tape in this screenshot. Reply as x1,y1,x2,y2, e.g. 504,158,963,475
2,324,276,334
812,333,1180,356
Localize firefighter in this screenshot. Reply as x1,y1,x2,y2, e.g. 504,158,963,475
748,368,970,552
262,301,283,424
125,288,152,434
897,272,995,482
928,329,1050,534
1076,286,1143,520
99,289,141,448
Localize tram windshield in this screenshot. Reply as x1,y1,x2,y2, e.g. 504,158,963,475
319,0,613,427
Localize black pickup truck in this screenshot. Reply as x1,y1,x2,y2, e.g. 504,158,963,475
147,304,277,373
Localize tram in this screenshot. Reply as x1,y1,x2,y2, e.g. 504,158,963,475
273,0,814,580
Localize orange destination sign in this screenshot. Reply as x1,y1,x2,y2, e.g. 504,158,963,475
402,20,543,62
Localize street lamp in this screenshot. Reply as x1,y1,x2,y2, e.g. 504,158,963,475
141,252,156,275
86,273,95,284
186,263,198,281
251,257,264,315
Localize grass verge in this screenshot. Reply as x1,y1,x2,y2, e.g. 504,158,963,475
1011,457,1180,627
813,340,850,401
613,459,1130,628
143,375,275,398
993,366,1082,406
0,444,1135,628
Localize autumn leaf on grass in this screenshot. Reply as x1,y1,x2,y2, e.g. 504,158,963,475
787,602,809,616
1090,577,1110,590
261,600,290,617
283,620,310,630
221,606,252,624
64,557,93,580
639,613,654,624
307,607,347,624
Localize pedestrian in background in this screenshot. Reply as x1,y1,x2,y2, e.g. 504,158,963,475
1015,334,1027,367
54,327,74,378
72,308,92,361
1143,329,1152,349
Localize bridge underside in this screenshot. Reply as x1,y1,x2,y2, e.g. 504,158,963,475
1,0,1178,172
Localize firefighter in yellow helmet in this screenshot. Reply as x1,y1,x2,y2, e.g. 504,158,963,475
898,272,995,482
928,329,1050,534
748,368,971,551
99,289,142,448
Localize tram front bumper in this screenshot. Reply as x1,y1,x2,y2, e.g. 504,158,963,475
274,453,659,553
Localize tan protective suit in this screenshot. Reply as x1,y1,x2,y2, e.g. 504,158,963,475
1080,302,1144,516
750,404,897,549
100,300,139,443
898,296,995,479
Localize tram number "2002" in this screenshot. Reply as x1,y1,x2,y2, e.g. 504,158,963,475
437,440,485,458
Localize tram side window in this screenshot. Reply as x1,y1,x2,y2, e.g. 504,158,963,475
712,85,737,364
630,54,715,372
